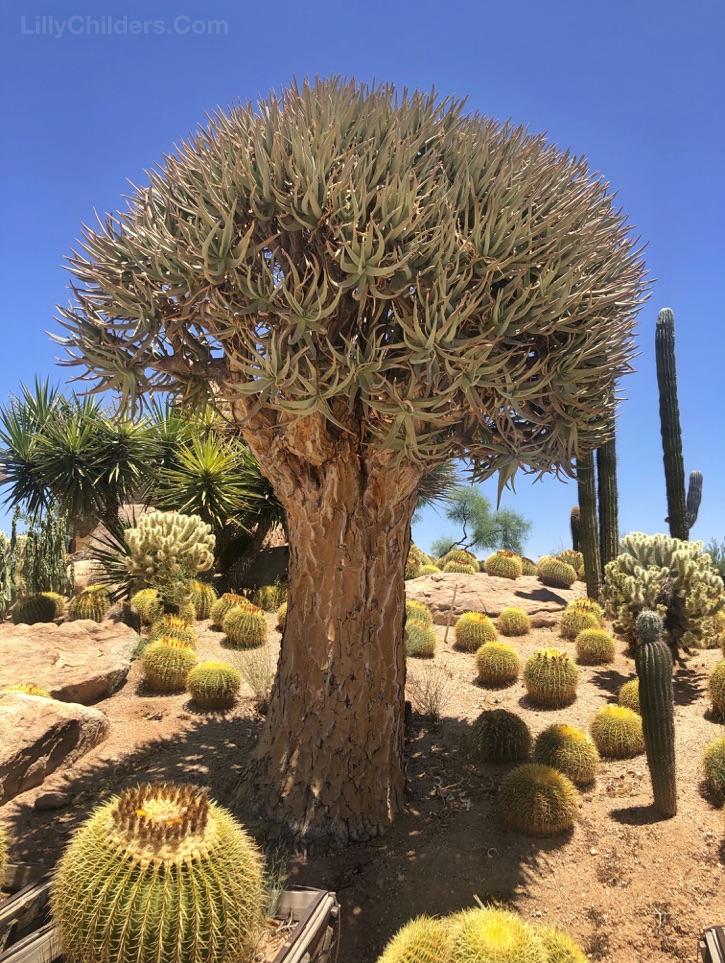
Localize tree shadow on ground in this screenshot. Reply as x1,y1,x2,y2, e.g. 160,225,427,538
589,667,632,698
672,666,706,707
513,586,569,605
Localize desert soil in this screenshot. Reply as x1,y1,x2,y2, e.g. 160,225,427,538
1,598,724,962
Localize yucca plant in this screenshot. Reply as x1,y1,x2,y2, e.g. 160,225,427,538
53,76,649,844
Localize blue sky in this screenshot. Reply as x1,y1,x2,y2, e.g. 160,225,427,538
0,0,723,559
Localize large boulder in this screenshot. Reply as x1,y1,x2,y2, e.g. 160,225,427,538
405,572,586,627
0,692,110,804
0,619,138,704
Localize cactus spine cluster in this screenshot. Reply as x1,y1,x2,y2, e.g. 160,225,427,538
454,612,498,651
67,585,111,623
469,708,532,763
187,662,241,709
141,637,198,691
523,650,578,707
497,607,531,636
533,724,599,786
222,604,268,648
405,619,438,658
51,782,265,963
483,552,522,580
499,763,579,837
11,592,57,624
537,557,577,590
590,705,644,758
634,611,676,815
575,452,602,599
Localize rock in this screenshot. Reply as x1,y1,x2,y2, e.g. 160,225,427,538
34,790,72,811
71,559,108,593
0,692,110,805
405,572,586,626
0,619,139,704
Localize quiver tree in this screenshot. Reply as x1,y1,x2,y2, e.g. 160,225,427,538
54,78,648,845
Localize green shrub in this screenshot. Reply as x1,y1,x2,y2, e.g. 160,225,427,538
533,724,599,786
454,612,497,652
523,650,578,707
590,705,644,758
575,629,616,665
469,709,531,763
475,642,521,686
499,763,579,837
497,607,530,636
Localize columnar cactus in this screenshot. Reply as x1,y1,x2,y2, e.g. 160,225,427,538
499,763,579,837
570,507,581,553
655,307,689,540
596,390,620,568
575,452,602,598
67,585,111,623
686,469,703,530
523,649,578,707
11,593,57,624
454,612,498,651
469,708,532,763
634,610,676,816
51,782,265,963
187,662,242,710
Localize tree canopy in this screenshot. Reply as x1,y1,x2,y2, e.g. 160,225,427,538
55,77,648,492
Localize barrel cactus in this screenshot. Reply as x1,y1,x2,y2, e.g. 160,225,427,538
377,915,454,963
454,612,498,652
190,580,218,620
2,682,53,699
187,661,242,710
523,649,578,707
148,614,197,647
443,562,478,575
560,607,600,641
702,736,725,798
557,550,585,579
222,604,268,649
275,601,288,632
67,585,111,623
40,591,66,617
533,724,599,786
575,629,616,665
475,642,521,686
708,661,725,715
141,637,197,691
590,705,644,758
51,782,265,963
405,560,423,580
567,597,605,622
441,549,478,568
12,593,57,624
520,557,538,577
469,708,531,763
537,558,577,590
483,552,523,580
405,619,438,658
406,599,434,625
497,607,531,636
210,592,249,628
449,906,545,963
634,610,677,816
499,763,579,837
536,925,588,963
252,584,285,611
419,564,442,575
618,678,640,713
131,588,164,625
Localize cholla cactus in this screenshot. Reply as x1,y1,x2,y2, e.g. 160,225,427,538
602,531,725,653
125,511,215,601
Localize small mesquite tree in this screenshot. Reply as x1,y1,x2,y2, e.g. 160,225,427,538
430,485,531,557
54,79,648,844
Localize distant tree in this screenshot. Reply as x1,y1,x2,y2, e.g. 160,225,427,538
430,485,531,557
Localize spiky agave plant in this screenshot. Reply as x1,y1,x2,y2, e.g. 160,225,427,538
51,782,266,963
53,77,649,843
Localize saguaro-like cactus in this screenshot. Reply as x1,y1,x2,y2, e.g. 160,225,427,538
576,453,602,599
635,610,676,817
655,307,689,540
570,507,581,553
686,469,703,530
596,393,619,567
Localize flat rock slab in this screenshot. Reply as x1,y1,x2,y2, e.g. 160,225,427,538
405,572,586,627
0,619,139,704
0,692,110,805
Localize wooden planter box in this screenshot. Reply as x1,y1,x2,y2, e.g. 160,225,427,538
1,864,338,963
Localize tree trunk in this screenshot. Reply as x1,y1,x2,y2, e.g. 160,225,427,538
232,410,423,845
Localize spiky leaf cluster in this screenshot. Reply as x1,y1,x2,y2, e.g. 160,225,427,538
55,78,646,488
602,532,725,650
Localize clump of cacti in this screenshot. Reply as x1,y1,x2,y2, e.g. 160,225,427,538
40,591,66,617
497,607,531,636
557,550,585,579
618,678,640,713
125,509,215,595
590,705,644,758
141,637,197,691
11,593,57,624
190,579,218,620
377,915,454,963
130,588,164,625
276,601,288,632
148,614,197,647
469,709,531,763
2,682,54,698
406,599,434,625
635,610,677,815
475,642,521,686
559,607,601,641
454,612,497,652
51,782,265,963
708,661,725,715
67,585,111,623
210,592,249,628
602,531,724,655
533,724,599,786
251,583,287,611
575,629,616,665
702,736,725,798
443,562,478,575
405,619,438,658
187,661,241,710
523,649,578,707
449,906,544,963
222,604,268,649
538,924,589,963
537,557,578,590
499,763,579,837
483,552,522,580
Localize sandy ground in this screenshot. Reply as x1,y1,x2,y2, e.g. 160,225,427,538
1,603,724,962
